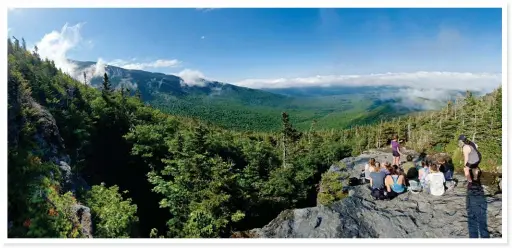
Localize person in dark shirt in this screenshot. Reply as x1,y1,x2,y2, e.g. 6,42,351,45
369,169,386,190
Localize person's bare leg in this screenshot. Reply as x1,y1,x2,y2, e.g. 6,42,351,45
464,167,472,182
472,168,480,182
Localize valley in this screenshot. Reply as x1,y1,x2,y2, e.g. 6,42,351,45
76,61,427,132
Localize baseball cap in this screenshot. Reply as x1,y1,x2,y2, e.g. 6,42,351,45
458,135,467,141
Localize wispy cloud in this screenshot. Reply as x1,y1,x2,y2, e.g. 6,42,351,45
235,71,502,92
175,69,207,87
196,8,219,13
109,59,181,70
35,23,104,81
201,36,205,40
236,71,501,111
34,23,184,84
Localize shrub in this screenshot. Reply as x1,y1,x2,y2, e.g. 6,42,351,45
317,166,347,206
84,184,139,238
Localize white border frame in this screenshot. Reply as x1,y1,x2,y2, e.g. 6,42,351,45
2,1,508,247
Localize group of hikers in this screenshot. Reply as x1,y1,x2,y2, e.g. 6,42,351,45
362,134,482,200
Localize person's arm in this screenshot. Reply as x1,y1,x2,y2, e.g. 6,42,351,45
369,177,373,187
400,175,405,185
463,145,471,165
385,176,391,192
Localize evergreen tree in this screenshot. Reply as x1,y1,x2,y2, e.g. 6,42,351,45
21,38,26,51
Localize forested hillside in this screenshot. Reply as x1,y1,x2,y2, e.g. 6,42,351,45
7,37,502,239
75,61,410,132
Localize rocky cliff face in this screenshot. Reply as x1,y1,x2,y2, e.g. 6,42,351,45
9,91,93,238
234,149,502,238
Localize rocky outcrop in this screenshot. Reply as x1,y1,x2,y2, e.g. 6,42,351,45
235,149,502,238
10,94,94,238
74,205,93,238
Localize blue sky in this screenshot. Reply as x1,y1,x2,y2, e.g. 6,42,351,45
8,8,502,89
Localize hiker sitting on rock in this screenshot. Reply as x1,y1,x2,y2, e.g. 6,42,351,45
381,162,392,175
402,155,418,181
363,158,377,184
418,161,430,189
426,162,446,196
384,166,406,199
458,135,482,186
369,162,387,200
437,157,454,181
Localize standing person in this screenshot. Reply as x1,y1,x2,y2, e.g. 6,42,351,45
390,135,402,166
458,135,482,185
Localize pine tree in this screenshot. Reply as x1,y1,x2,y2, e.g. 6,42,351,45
12,36,19,51
101,73,113,100
135,88,142,101
281,112,301,167
8,38,13,54
21,38,26,51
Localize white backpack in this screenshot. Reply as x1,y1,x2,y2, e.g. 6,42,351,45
408,180,422,194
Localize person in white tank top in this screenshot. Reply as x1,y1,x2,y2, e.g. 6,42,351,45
426,163,445,196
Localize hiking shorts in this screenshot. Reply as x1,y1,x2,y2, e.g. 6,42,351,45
465,162,480,169
385,190,399,199
392,150,400,157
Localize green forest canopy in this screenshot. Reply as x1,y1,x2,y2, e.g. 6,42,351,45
7,37,502,238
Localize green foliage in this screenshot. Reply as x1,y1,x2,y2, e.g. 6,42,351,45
8,36,502,239
317,163,348,206
84,184,139,238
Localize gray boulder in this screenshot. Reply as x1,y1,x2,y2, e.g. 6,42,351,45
242,175,501,238
73,205,93,238
236,149,502,238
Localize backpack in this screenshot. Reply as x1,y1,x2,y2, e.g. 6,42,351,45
408,180,422,194
371,188,387,200
349,177,359,186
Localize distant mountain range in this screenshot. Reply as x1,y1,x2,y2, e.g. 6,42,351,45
73,61,462,131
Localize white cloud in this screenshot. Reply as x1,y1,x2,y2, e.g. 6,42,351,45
196,8,219,12
109,59,181,70
235,71,501,92
117,77,138,90
81,58,107,84
35,23,87,80
236,71,502,110
34,23,182,84
175,69,207,87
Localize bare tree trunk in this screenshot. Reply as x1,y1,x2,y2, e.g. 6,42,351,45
282,135,286,168
407,122,411,141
